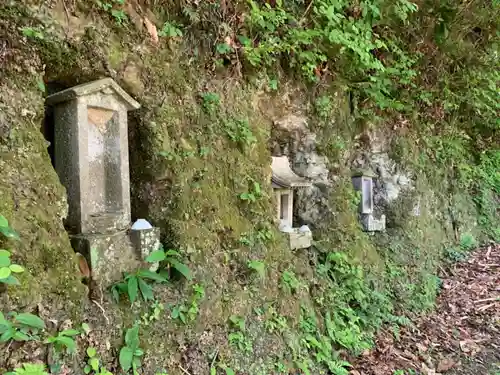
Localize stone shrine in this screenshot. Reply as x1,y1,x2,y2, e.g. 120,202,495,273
271,156,313,250
47,78,160,288
351,169,386,232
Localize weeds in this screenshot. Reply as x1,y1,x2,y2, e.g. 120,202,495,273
0,311,45,343
45,328,80,353
119,325,143,375
145,246,192,280
247,259,265,279
170,284,205,324
84,347,113,375
5,363,49,375
0,214,19,240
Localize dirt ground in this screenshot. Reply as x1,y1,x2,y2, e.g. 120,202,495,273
351,244,500,375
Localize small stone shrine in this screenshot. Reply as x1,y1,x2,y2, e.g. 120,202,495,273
271,156,313,250
47,78,160,288
351,169,386,232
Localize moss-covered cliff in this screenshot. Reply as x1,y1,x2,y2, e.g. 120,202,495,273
0,0,498,374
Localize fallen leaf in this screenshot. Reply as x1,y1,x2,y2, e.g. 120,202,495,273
144,17,158,44
437,358,456,373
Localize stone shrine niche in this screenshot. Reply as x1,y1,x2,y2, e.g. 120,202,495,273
46,78,160,290
352,169,386,232
271,156,313,250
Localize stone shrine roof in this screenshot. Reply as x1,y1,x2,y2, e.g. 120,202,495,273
271,156,312,188
46,78,140,110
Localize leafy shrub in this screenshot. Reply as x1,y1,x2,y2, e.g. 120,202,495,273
145,246,192,280
84,347,113,375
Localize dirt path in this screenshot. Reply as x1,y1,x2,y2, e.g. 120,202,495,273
351,244,500,375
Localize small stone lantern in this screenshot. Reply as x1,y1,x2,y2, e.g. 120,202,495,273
271,156,313,249
351,169,386,232
47,78,160,288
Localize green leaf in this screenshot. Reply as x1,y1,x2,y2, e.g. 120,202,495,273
145,250,166,263
224,367,235,375
1,275,19,285
0,226,20,240
90,357,99,371
119,346,134,372
0,267,11,279
15,313,45,329
134,348,144,356
9,264,24,273
167,258,192,280
61,328,80,336
56,335,76,351
125,325,140,348
37,78,46,93
164,249,181,257
13,330,30,341
0,215,8,227
0,329,14,342
0,249,10,257
127,276,139,304
0,255,10,267
211,366,217,375
138,278,154,301
136,269,168,282
84,365,92,374
87,347,97,357
81,322,91,334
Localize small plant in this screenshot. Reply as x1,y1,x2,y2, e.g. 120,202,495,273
460,233,477,251
170,284,205,324
281,270,304,294
239,181,262,202
0,214,19,240
0,250,24,285
158,21,183,38
200,92,220,114
111,268,168,304
45,328,80,353
223,118,257,148
145,246,192,280
84,347,113,375
137,299,164,326
5,363,49,375
0,311,45,342
227,315,252,353
264,307,288,334
247,259,265,278
20,27,45,40
119,325,143,375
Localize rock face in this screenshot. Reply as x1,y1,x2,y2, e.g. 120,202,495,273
271,114,417,231
271,114,331,228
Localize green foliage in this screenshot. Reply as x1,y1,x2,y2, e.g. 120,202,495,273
281,270,306,294
222,117,257,149
247,259,266,279
20,27,45,40
0,311,45,343
0,214,20,240
96,0,127,25
137,299,165,326
45,328,80,353
84,347,113,375
158,21,183,38
5,363,49,375
460,233,477,251
239,181,262,202
119,325,143,375
169,284,205,324
0,249,24,285
264,307,288,334
111,268,168,305
145,246,192,280
200,92,220,114
228,315,252,352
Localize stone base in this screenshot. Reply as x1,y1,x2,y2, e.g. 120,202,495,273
288,230,313,250
70,231,141,289
361,214,386,232
129,227,161,271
